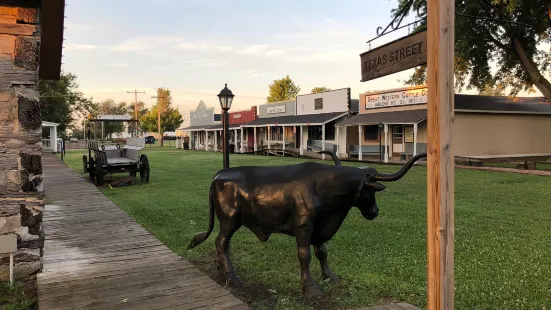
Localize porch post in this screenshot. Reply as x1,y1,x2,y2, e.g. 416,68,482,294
300,126,304,155
282,126,286,156
358,125,363,161
195,132,198,150
336,126,340,158
234,129,238,153
321,124,326,160
384,124,389,163
241,127,245,153
205,131,208,151
413,123,418,157
267,126,271,150
214,130,218,152
253,127,257,152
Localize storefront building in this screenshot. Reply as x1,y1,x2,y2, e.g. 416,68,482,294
177,100,220,150
337,85,551,161
243,88,358,159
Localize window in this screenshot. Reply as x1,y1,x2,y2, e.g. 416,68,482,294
393,126,403,142
363,125,379,141
308,125,322,140
314,98,323,110
269,126,283,141
325,121,336,140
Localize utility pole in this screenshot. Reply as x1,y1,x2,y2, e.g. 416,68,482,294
151,93,168,147
127,90,145,137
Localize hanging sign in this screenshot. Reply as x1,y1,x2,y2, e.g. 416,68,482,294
365,86,427,109
267,105,286,114
360,30,428,82
96,114,132,120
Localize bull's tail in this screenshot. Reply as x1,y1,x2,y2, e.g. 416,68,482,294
187,182,215,249
318,150,341,166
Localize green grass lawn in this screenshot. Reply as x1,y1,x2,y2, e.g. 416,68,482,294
0,282,36,310
58,148,551,310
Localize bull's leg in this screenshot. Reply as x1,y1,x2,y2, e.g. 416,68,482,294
314,243,339,284
215,220,243,287
296,221,323,296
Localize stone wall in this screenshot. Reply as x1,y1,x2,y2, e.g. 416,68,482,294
0,0,44,282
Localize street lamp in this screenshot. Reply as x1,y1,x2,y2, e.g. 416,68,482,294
218,83,234,169
378,122,383,164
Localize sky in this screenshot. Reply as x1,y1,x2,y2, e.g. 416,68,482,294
62,0,545,129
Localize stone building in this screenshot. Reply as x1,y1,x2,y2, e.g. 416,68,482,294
0,0,65,282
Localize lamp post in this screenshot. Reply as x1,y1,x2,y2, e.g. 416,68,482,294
378,122,383,164
218,83,234,169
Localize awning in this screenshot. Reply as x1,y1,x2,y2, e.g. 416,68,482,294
205,124,243,131
336,109,427,126
242,112,347,127
177,125,214,131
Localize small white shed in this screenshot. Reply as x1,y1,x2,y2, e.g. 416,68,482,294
42,121,59,153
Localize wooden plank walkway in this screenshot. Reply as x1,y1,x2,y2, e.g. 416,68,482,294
352,302,420,310
37,154,250,310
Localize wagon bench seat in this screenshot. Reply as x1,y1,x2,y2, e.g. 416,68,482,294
105,157,137,165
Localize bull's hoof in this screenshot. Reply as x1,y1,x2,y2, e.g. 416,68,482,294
324,275,340,285
225,274,243,287
302,280,323,296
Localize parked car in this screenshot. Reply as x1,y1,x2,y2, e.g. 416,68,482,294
69,137,78,142
145,136,156,144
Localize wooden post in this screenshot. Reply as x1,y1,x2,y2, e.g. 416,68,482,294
427,0,455,309
336,126,340,157
267,126,271,150
254,127,257,152
358,125,363,161
300,126,304,155
413,123,418,157
234,129,238,153
214,130,218,152
282,126,286,156
321,124,326,160
384,124,389,163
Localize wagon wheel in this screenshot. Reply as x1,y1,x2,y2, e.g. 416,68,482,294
83,155,88,173
95,162,104,186
88,157,96,182
139,154,150,183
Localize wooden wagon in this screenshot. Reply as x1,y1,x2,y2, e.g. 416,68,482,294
82,138,150,186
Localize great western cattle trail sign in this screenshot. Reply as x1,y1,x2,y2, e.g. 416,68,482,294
360,30,428,82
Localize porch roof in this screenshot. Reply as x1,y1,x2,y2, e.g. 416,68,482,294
241,112,347,127
336,109,427,126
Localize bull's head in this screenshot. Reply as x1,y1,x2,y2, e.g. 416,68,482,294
355,153,427,220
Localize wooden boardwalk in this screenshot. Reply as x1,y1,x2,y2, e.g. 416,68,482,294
37,154,250,310
352,302,420,310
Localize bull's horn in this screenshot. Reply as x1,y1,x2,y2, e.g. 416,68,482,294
318,150,341,166
374,153,427,182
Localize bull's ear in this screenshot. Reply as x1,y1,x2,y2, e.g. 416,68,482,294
365,182,386,192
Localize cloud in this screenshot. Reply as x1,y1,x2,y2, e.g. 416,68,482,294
240,69,267,78
107,64,128,68
64,43,102,52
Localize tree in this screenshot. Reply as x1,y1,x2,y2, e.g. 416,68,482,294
478,82,507,96
266,75,301,103
393,0,551,99
39,72,95,135
140,88,183,146
311,86,331,94
127,101,149,136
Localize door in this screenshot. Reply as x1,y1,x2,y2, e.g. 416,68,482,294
392,125,404,157
295,126,301,149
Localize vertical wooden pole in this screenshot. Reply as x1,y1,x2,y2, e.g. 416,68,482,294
427,0,455,309
358,125,363,161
